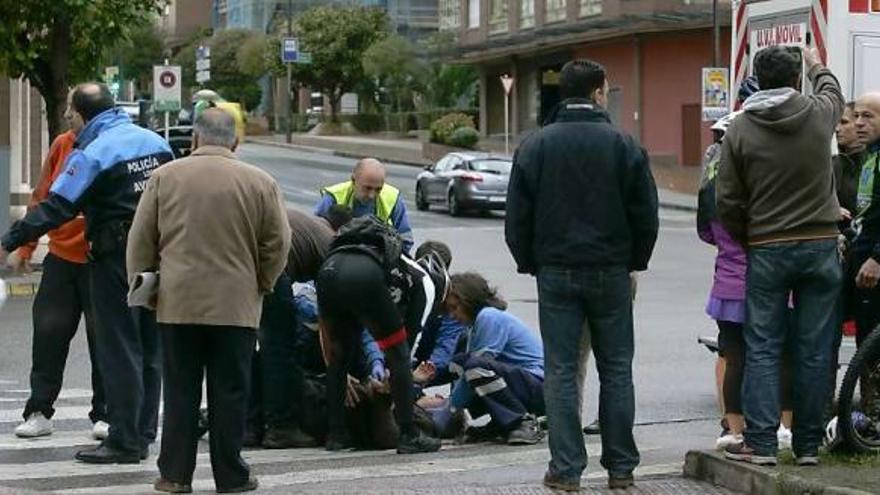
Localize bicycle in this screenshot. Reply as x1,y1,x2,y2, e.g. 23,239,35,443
835,324,880,454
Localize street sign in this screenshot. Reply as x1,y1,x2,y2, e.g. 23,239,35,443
500,74,514,95
296,52,312,64
196,59,211,71
104,66,120,99
196,70,211,83
153,65,181,112
702,67,730,122
196,45,211,84
282,38,298,63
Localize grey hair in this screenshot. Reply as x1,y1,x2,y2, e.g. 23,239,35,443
194,108,237,148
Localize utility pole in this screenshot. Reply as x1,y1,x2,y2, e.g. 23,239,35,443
286,0,293,144
712,0,721,67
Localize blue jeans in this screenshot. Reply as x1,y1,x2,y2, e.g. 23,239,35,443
537,266,639,481
743,239,841,456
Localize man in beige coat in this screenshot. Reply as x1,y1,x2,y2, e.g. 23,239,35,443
127,108,291,494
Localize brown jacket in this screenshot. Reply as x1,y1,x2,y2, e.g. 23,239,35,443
717,64,844,246
127,146,291,328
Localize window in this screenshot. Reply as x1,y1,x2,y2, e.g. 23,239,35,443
489,0,508,33
439,0,461,30
579,0,601,17
468,0,480,28
544,0,566,24
520,0,534,29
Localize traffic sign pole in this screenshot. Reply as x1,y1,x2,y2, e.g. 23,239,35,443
500,75,514,155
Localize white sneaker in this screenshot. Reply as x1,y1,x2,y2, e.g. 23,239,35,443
14,413,53,438
777,426,793,451
91,421,110,441
716,433,744,450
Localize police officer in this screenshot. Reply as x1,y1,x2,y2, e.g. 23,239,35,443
0,82,174,464
314,158,414,252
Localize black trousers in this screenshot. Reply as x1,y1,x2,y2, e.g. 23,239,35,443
259,273,307,430
24,253,106,422
90,248,161,453
158,324,255,490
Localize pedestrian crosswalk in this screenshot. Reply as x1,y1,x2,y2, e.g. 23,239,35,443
0,383,721,494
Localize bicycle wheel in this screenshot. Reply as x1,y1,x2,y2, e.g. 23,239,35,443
837,325,880,454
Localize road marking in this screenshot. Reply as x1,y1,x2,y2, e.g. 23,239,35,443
0,429,100,450
0,406,93,424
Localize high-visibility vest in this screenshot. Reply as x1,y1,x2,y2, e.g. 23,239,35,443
322,181,400,225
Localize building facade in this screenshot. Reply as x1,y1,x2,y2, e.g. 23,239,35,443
445,0,732,169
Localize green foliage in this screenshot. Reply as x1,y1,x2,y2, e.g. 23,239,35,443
362,35,420,112
288,6,390,120
350,113,384,133
0,0,167,137
430,112,476,144
104,25,165,97
448,126,479,149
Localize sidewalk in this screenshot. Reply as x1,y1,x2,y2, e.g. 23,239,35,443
685,450,879,495
246,134,698,213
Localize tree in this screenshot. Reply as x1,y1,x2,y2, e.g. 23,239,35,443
289,6,390,121
0,0,166,139
362,35,420,113
104,25,166,98
417,32,477,109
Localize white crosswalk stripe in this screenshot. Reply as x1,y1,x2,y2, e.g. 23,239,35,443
0,385,679,493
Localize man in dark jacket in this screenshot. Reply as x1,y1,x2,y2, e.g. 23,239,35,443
834,102,868,215
505,59,658,492
0,83,174,463
717,46,844,467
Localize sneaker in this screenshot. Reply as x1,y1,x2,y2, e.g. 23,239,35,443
15,413,53,438
794,453,820,466
92,421,110,441
724,442,777,466
262,426,318,449
716,432,744,450
507,415,544,445
542,470,580,492
397,431,441,454
777,426,792,451
608,472,635,490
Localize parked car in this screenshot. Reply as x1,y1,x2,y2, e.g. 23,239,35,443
154,126,193,159
415,152,512,216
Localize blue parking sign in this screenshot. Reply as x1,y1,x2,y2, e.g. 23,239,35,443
282,38,298,63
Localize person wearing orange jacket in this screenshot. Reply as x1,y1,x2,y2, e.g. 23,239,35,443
6,92,107,440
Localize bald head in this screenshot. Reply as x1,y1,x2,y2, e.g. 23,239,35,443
194,107,238,150
71,82,114,123
855,92,880,146
351,158,386,203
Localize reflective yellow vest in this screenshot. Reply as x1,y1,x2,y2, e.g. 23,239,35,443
322,181,400,225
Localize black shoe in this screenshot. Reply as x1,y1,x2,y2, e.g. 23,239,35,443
75,444,140,464
217,476,259,493
583,419,600,435
542,470,580,492
397,431,441,454
465,421,505,443
154,478,193,493
263,426,318,449
507,415,544,445
608,472,634,490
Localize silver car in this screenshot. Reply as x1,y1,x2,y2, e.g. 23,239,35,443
415,152,512,216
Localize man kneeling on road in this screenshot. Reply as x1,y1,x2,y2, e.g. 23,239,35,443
435,272,545,445
314,158,414,252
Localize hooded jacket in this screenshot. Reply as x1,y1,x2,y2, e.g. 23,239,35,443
716,64,844,246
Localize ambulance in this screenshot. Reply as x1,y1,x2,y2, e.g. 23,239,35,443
730,0,880,104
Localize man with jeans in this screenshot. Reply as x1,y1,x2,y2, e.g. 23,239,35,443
505,59,658,491
717,46,844,467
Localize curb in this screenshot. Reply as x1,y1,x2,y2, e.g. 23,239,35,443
245,137,430,168
684,450,873,495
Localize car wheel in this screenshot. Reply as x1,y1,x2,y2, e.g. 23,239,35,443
416,185,429,211
448,190,462,217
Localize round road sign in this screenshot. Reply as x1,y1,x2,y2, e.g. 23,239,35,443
159,71,177,88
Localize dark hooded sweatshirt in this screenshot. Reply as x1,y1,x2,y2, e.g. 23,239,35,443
716,64,844,246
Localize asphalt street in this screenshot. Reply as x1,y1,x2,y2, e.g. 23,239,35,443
0,142,743,493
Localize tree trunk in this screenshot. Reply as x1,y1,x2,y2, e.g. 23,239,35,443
44,13,72,141
329,92,341,123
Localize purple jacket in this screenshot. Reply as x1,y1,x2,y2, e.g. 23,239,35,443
699,219,746,301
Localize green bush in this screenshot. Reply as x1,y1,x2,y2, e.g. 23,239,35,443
448,127,479,149
430,112,476,144
350,113,384,133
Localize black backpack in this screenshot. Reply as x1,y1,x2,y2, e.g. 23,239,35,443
329,215,404,271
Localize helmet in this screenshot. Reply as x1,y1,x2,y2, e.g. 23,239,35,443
192,89,221,103
417,252,450,306
738,76,761,104
711,111,742,133
824,416,841,450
